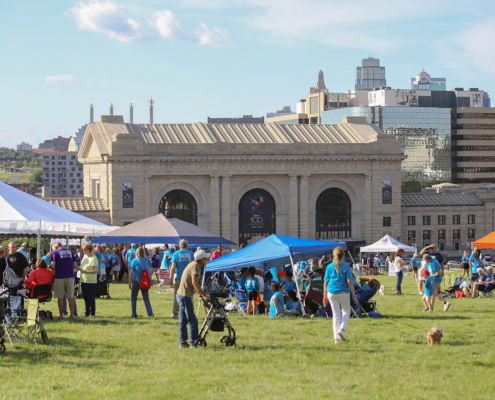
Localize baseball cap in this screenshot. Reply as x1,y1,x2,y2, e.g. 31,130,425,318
0,246,6,253
194,250,210,261
22,242,28,247
421,269,430,276
131,243,136,247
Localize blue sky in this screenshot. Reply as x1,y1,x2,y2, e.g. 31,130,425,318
1,0,494,149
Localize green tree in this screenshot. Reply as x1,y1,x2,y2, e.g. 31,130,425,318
29,169,43,192
401,179,422,193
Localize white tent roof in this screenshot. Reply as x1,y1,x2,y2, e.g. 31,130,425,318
0,181,117,237
360,235,416,253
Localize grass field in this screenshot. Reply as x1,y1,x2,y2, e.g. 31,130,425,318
2,273,495,399
0,172,31,183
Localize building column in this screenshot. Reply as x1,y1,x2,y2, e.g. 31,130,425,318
144,176,150,218
288,174,299,237
299,174,310,238
221,175,232,241
209,175,221,235
363,174,372,243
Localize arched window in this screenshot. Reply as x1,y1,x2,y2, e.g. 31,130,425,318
316,188,351,239
159,190,197,225
238,189,276,245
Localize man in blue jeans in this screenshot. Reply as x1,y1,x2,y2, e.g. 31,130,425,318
176,250,211,348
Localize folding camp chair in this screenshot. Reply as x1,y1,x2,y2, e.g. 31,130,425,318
304,288,330,318
479,285,495,298
350,286,379,318
233,289,248,316
444,277,468,295
4,299,48,347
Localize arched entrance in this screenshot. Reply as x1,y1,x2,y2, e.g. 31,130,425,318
238,188,276,245
316,188,351,239
159,189,197,225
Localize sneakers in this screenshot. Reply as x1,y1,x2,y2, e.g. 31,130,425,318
338,331,347,341
334,339,343,344
423,307,428,312
444,302,451,312
169,314,178,319
418,291,423,295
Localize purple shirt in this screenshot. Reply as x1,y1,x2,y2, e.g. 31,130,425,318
150,253,160,269
50,247,76,279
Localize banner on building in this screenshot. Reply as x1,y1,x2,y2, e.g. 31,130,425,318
242,191,273,230
382,179,392,204
123,181,134,208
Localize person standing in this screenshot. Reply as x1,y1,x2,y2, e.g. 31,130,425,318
126,243,138,273
461,251,470,278
323,246,359,344
211,245,224,261
268,283,284,318
150,247,161,282
104,248,113,282
169,240,195,319
176,250,211,348
423,254,451,312
394,249,409,296
245,266,260,316
420,244,445,277
0,246,8,286
120,244,130,283
78,243,99,317
111,248,121,283
469,249,483,281
50,242,78,320
263,272,274,315
7,241,29,279
19,242,29,261
129,247,154,318
162,244,173,270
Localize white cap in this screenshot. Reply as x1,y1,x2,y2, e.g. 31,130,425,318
194,250,210,261
22,242,28,247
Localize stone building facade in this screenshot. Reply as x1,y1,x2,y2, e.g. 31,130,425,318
78,115,405,251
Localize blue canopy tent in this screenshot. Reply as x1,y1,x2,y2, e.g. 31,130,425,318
205,234,347,272
92,213,235,246
205,235,348,316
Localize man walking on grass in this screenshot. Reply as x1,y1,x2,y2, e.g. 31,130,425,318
50,242,78,320
169,239,194,318
176,250,210,348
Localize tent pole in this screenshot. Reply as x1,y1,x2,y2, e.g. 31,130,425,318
36,221,41,260
290,254,306,316
349,251,360,277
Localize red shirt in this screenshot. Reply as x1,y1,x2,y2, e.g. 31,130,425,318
25,268,54,298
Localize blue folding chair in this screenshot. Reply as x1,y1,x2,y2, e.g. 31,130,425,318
350,285,379,318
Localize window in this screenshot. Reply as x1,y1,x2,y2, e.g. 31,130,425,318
438,229,446,240
71,155,75,159
69,162,73,166
159,189,198,225
439,243,445,251
383,217,391,227
70,173,73,177
468,229,476,239
438,215,446,225
79,179,83,183
77,173,81,177
453,229,461,239
315,188,351,239
423,216,431,225
453,215,461,225
455,242,460,250
423,230,431,240
69,185,73,189
468,215,475,224
408,230,416,240
408,216,416,226
72,167,75,171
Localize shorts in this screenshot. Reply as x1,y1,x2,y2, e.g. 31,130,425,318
433,282,442,291
412,267,418,271
463,263,470,270
264,300,270,306
150,267,159,275
113,265,121,272
54,277,75,299
248,291,257,301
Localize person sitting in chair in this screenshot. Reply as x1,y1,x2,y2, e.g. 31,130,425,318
236,267,250,290
20,258,54,299
471,267,495,298
284,290,302,315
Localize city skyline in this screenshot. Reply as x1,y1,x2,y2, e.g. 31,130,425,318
1,0,494,148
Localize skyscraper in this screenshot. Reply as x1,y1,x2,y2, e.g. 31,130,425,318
310,70,327,94
411,69,446,91
355,57,386,90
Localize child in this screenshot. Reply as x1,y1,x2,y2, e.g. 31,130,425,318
263,272,273,315
245,266,259,316
285,290,302,315
411,253,419,282
420,269,434,312
269,282,285,318
281,271,297,292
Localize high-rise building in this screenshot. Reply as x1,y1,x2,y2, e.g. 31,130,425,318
411,70,446,91
310,70,327,94
16,142,33,153
451,108,495,186
42,151,84,198
355,57,386,90
484,93,491,107
68,125,87,152
34,136,70,154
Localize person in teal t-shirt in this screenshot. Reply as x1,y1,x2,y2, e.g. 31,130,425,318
269,282,284,318
424,254,451,312
245,267,260,316
169,240,195,318
263,272,273,315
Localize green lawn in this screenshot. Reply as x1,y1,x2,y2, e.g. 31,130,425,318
0,172,31,183
2,273,495,399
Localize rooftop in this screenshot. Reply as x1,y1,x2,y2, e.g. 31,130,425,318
401,193,484,207
43,197,109,212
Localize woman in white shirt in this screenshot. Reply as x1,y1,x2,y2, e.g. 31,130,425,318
394,249,409,296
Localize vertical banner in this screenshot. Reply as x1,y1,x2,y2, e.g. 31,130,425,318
382,179,392,204
242,192,272,230
123,181,134,208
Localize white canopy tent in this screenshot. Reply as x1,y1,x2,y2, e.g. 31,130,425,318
359,235,416,276
0,181,118,257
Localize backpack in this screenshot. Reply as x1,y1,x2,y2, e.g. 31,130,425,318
3,260,20,289
139,259,151,290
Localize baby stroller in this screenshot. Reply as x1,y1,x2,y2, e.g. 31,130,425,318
196,297,237,348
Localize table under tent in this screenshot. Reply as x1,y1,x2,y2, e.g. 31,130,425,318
359,234,416,276
0,181,117,257
204,234,348,316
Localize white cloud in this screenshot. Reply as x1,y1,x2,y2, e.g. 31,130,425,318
69,0,147,43
456,18,495,73
152,10,189,40
196,22,231,47
45,75,77,84
101,78,110,82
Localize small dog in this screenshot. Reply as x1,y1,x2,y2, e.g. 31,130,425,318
379,285,386,296
426,328,443,346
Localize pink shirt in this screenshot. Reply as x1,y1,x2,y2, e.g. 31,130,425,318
211,251,223,260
